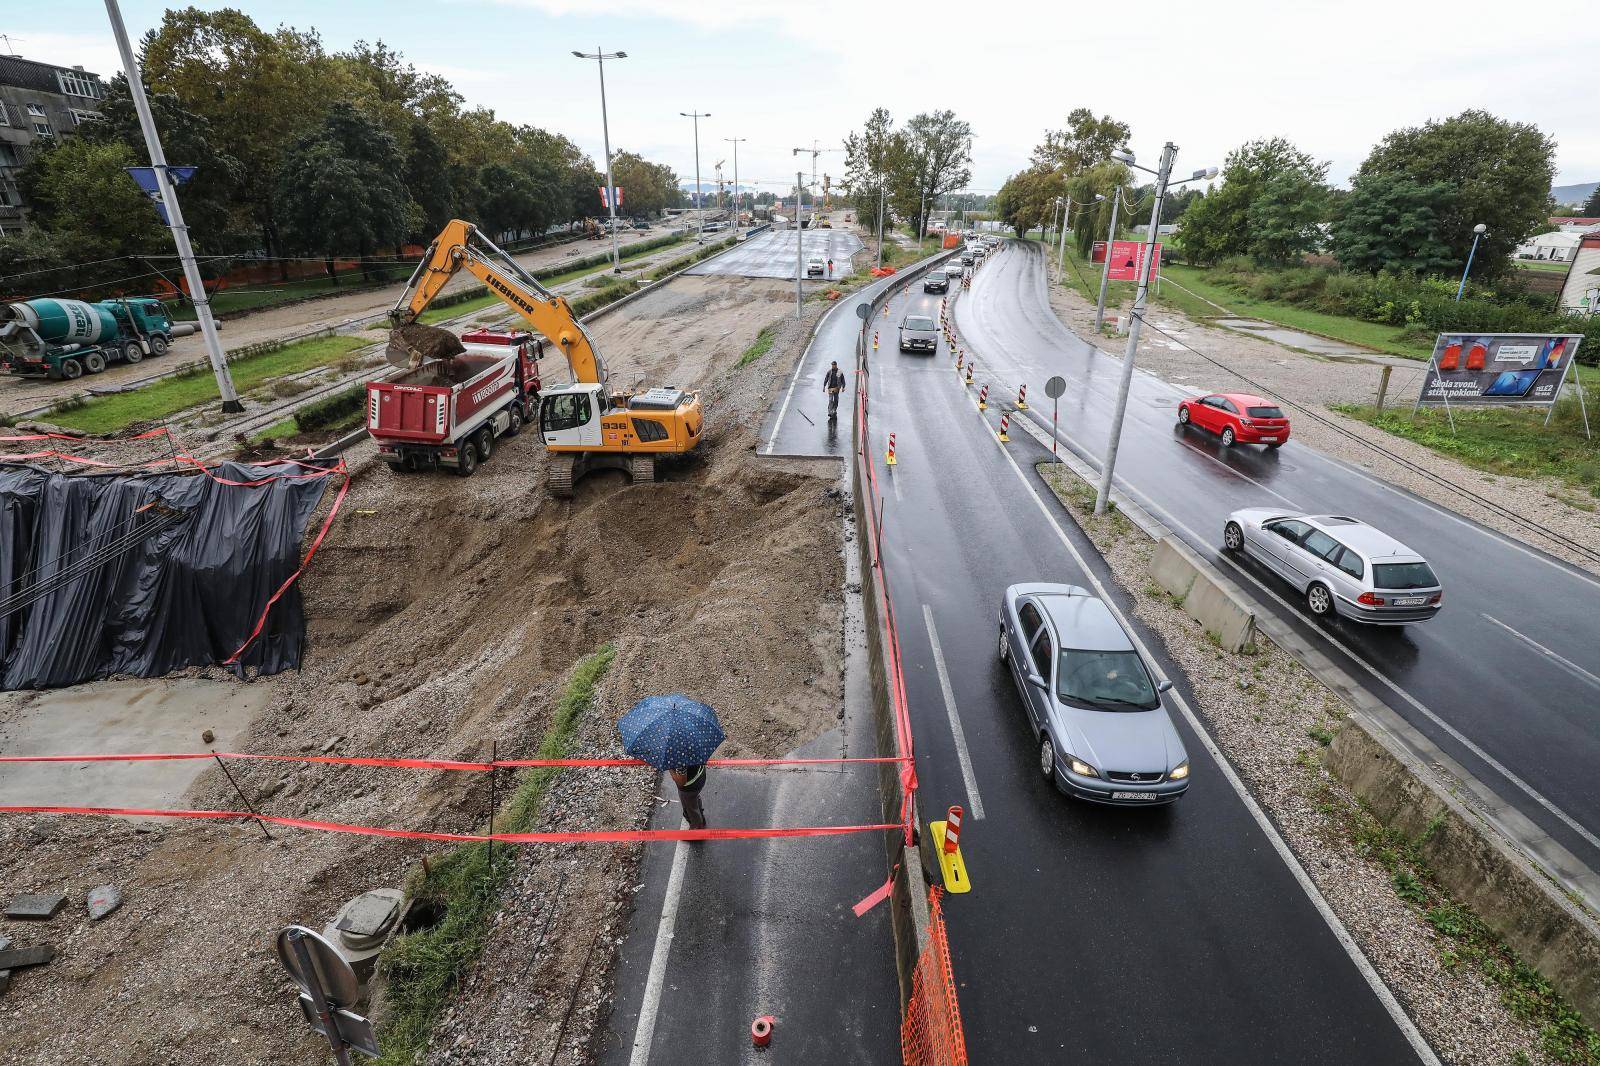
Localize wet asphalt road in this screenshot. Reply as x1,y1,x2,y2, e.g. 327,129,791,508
953,242,1600,894
766,261,1427,1062
687,227,864,280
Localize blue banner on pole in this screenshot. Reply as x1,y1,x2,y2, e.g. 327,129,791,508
125,166,197,225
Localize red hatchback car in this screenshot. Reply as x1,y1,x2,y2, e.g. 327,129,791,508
1177,392,1290,448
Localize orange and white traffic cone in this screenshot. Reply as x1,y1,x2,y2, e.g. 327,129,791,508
955,350,963,372
978,384,988,410
886,432,897,466
965,362,974,386
998,413,1010,442
944,805,963,854
873,331,879,351
1016,384,1028,410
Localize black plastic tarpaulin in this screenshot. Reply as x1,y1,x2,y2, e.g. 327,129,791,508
0,460,335,690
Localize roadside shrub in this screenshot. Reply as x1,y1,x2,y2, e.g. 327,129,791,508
293,384,366,432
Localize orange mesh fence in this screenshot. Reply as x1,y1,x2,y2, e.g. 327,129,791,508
901,888,969,1066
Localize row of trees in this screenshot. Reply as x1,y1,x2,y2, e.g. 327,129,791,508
5,7,685,295
995,108,1560,282
841,108,973,237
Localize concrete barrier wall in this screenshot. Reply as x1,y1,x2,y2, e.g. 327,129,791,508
1327,723,1600,1028
1148,537,1256,652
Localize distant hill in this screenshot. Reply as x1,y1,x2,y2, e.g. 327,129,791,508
1551,180,1598,207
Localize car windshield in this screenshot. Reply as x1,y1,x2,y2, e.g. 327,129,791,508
1373,562,1439,590
1057,648,1159,710
1247,406,1285,418
904,317,935,330
928,272,946,282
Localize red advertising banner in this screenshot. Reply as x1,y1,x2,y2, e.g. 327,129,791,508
1091,240,1107,264
1106,240,1161,282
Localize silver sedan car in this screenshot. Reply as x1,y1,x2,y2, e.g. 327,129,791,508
998,583,1190,805
1223,509,1443,624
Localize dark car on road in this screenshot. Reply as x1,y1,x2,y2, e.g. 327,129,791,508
998,582,1190,805
924,270,949,294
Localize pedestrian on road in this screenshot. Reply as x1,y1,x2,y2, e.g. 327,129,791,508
827,257,834,277
671,764,708,830
823,360,847,421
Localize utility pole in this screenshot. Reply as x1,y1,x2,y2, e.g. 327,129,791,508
713,160,725,215
1093,189,1123,332
680,110,709,242
875,184,886,269
574,48,627,272
1456,223,1487,301
1057,194,1071,281
105,0,241,413
794,170,805,318
724,137,746,238
1092,143,1218,516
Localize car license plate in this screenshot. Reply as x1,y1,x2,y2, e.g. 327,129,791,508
1259,435,1278,442
1111,791,1157,801
1393,595,1426,606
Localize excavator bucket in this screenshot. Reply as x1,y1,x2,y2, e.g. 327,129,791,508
386,322,467,370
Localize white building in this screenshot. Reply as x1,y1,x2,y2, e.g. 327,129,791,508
1516,230,1585,262
1558,231,1600,315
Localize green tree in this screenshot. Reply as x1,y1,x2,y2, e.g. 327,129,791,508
1355,109,1555,280
842,107,899,225
1328,173,1456,275
887,110,972,237
405,119,455,236
1246,172,1328,265
1031,108,1130,175
1583,186,1600,216
1069,162,1134,257
1176,137,1328,265
16,139,167,264
274,102,409,280
608,150,679,219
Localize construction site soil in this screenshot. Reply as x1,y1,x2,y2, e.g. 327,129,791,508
0,274,846,1065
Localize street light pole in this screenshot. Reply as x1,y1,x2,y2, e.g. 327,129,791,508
724,137,746,238
1056,195,1071,281
105,0,241,413
1095,144,1216,515
794,169,805,318
1093,189,1123,332
680,110,709,242
574,48,627,273
875,184,886,270
1456,223,1487,301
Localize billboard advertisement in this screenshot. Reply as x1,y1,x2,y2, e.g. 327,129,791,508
1104,240,1162,283
1416,333,1584,407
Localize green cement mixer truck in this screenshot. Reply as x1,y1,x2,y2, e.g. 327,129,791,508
0,297,197,380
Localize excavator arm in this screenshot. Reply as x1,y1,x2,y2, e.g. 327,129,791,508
389,219,608,388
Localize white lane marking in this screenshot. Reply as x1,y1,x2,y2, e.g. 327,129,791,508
921,604,986,820
1482,613,1600,692
629,831,690,1066
981,407,1439,1065
890,465,904,503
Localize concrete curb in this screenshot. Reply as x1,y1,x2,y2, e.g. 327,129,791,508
1030,427,1600,1029
1148,537,1257,652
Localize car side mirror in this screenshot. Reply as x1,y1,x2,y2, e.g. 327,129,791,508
1027,673,1047,690
1157,680,1173,693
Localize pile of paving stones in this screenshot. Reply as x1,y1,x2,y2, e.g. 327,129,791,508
1,885,120,995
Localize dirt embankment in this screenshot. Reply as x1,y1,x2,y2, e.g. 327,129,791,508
0,275,845,1065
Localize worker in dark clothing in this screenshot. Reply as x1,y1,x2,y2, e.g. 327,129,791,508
823,360,847,421
670,764,708,830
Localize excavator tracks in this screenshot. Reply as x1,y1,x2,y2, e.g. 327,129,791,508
547,454,576,499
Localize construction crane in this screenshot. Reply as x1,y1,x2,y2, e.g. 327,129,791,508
387,219,703,497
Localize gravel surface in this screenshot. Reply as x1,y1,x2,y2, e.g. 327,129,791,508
0,275,846,1064
1039,463,1557,1066
1045,280,1600,578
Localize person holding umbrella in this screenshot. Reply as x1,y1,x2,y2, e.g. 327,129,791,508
619,694,725,832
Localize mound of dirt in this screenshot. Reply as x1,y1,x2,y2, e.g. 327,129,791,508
389,322,467,368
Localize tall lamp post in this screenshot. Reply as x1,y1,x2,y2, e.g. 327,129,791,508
1092,186,1126,332
105,0,241,413
1094,145,1217,515
573,48,627,273
1456,223,1487,301
724,136,746,238
1061,193,1102,284
680,110,710,242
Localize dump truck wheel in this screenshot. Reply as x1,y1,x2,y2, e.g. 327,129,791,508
456,440,478,477
475,426,494,462
122,341,143,364
61,358,84,380
504,406,523,437
547,454,575,498
84,352,107,374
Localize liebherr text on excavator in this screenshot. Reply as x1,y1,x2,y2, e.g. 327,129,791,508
386,219,703,497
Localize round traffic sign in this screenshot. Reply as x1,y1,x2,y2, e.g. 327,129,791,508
855,302,873,321
276,925,361,1007
1044,375,1067,399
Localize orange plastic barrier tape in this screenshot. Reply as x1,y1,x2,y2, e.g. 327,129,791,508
0,804,902,844
0,751,911,771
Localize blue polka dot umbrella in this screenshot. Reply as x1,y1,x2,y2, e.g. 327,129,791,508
619,694,725,770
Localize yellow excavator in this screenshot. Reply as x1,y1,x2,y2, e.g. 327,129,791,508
387,219,703,497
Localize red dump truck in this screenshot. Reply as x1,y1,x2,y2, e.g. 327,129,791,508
367,329,543,476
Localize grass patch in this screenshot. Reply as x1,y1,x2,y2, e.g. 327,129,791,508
737,324,780,368
1338,800,1600,1063
416,293,498,326
48,335,369,435
248,416,299,444
1333,399,1600,499
1159,264,1435,361
375,644,617,1064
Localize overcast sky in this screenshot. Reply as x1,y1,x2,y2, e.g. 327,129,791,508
15,1,1600,199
